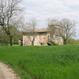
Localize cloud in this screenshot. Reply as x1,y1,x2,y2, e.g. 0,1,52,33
22,0,79,19
22,0,79,38
61,0,79,6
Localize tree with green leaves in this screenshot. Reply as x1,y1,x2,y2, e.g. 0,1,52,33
0,0,22,46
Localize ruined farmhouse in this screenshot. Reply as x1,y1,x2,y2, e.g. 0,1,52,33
22,27,63,46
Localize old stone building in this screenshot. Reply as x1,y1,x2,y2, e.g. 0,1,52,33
23,30,50,46
22,29,63,46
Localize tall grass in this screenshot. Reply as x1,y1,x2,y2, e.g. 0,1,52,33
0,45,79,79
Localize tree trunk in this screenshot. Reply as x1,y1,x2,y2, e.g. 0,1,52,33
63,39,67,44
32,37,35,46
9,36,13,46
32,38,34,46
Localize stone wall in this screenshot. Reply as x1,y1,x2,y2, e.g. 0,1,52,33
23,33,49,46
23,32,63,46
52,36,63,45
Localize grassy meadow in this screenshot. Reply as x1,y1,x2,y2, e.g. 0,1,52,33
0,45,79,79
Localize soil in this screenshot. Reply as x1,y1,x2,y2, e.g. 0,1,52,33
0,62,20,79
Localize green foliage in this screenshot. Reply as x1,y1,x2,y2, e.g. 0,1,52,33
0,26,22,45
0,45,79,79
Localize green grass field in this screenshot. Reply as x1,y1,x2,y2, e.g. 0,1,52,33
0,45,79,79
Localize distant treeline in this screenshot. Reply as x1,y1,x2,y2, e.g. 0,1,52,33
68,39,79,44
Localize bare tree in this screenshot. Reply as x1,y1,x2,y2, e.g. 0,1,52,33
48,18,75,44
59,18,75,44
31,19,37,46
48,19,60,41
22,19,37,46
0,0,22,46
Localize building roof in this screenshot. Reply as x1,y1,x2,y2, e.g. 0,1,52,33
22,28,50,35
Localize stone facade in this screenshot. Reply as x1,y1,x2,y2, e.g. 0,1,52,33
22,30,63,46
51,35,63,45
23,32,49,46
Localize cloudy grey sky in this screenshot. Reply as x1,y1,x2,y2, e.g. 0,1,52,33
22,0,79,39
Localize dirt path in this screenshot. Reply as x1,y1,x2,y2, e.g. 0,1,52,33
0,62,20,79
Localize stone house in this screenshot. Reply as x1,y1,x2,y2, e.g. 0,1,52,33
23,30,50,46
22,29,63,46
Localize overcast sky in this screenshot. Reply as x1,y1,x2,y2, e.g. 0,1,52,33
22,0,79,39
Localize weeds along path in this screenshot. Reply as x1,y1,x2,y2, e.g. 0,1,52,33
0,62,20,79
